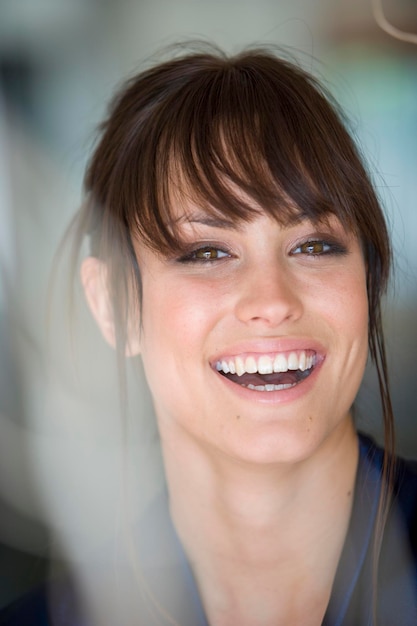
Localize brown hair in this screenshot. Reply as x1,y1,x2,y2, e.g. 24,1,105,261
72,43,394,619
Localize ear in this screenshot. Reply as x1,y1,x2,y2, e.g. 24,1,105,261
80,257,141,357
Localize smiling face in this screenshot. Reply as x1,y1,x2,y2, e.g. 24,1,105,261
78,49,392,471
134,208,369,466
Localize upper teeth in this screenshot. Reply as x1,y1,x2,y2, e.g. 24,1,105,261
215,351,315,376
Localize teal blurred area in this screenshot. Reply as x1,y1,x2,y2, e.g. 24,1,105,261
0,0,416,608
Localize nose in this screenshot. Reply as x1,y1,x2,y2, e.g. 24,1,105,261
234,260,303,328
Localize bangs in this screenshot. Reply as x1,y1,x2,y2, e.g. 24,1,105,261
102,51,362,255
80,46,390,446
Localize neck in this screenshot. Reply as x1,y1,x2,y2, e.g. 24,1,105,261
162,416,358,533
159,417,359,625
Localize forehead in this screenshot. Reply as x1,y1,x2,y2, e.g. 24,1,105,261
162,133,360,234
166,198,352,240
131,134,360,257
165,168,312,230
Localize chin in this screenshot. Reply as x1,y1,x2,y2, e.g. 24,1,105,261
215,417,342,467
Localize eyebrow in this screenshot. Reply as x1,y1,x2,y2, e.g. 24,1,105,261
175,213,240,230
173,209,338,231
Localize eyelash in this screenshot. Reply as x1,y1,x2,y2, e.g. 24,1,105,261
177,245,232,264
176,238,348,264
291,239,348,257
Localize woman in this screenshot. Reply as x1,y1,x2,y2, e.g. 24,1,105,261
1,45,416,625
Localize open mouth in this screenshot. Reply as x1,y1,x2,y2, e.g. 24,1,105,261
214,350,317,392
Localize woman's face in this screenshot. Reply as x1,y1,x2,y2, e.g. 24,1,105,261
134,206,369,465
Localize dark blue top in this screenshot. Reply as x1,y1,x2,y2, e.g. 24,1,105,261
1,434,416,625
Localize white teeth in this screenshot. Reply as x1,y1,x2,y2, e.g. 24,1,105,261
221,360,230,374
258,355,273,374
273,353,288,373
288,352,298,370
235,356,245,376
245,356,257,374
247,383,295,391
215,350,316,376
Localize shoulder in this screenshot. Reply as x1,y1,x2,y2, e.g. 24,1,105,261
359,432,417,527
354,434,417,623
359,432,417,485
393,453,417,513
391,450,417,559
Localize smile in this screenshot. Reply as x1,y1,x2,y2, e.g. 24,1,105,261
214,350,317,392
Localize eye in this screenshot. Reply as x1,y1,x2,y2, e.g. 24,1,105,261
178,245,231,263
291,239,347,256
294,241,330,255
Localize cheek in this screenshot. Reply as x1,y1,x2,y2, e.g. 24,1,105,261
321,274,369,387
337,278,368,338
314,265,368,334
155,279,225,333
139,279,221,372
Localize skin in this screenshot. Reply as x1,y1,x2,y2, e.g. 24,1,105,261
134,209,368,466
83,207,369,625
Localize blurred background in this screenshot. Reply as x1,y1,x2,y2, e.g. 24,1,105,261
0,0,416,610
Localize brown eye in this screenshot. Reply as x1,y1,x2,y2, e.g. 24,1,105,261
291,238,348,257
195,247,223,260
292,240,333,256
300,241,327,254
178,246,231,264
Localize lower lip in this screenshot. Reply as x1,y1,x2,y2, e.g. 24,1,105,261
212,360,324,406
